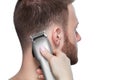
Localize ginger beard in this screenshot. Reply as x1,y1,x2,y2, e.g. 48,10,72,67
62,33,78,65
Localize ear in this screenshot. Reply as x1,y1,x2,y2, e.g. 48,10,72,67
52,27,63,47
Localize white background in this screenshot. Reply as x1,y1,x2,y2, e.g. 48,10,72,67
0,0,120,80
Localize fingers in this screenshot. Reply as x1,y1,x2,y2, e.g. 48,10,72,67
53,49,66,57
52,49,60,56
36,68,44,80
53,49,70,64
37,75,44,80
40,47,53,61
36,68,43,74
40,47,68,62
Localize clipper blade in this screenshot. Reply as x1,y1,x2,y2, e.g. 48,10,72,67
30,31,47,41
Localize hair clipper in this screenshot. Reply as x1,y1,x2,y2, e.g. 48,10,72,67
31,31,55,80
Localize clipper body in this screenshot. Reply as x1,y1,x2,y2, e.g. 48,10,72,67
31,32,55,80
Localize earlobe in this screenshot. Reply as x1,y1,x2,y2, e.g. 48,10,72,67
52,27,62,47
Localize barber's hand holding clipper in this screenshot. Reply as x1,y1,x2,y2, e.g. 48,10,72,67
38,47,73,80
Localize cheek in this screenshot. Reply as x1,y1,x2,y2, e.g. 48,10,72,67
68,33,77,45
73,31,77,40
66,29,76,45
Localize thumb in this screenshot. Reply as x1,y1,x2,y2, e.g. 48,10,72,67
40,47,53,61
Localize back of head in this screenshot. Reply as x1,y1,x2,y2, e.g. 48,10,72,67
14,0,74,52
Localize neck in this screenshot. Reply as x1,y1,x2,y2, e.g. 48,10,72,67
10,48,40,80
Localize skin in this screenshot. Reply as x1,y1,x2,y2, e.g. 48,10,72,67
62,4,81,65
37,4,81,80
10,4,81,80
40,48,73,80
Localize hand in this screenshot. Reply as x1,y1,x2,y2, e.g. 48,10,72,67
39,47,73,80
36,68,44,80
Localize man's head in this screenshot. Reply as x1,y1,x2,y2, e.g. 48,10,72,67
62,5,81,64
14,0,81,65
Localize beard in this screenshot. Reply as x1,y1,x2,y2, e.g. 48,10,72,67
62,33,78,65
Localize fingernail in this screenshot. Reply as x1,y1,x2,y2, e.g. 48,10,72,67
38,75,41,79
38,75,44,79
40,46,45,52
